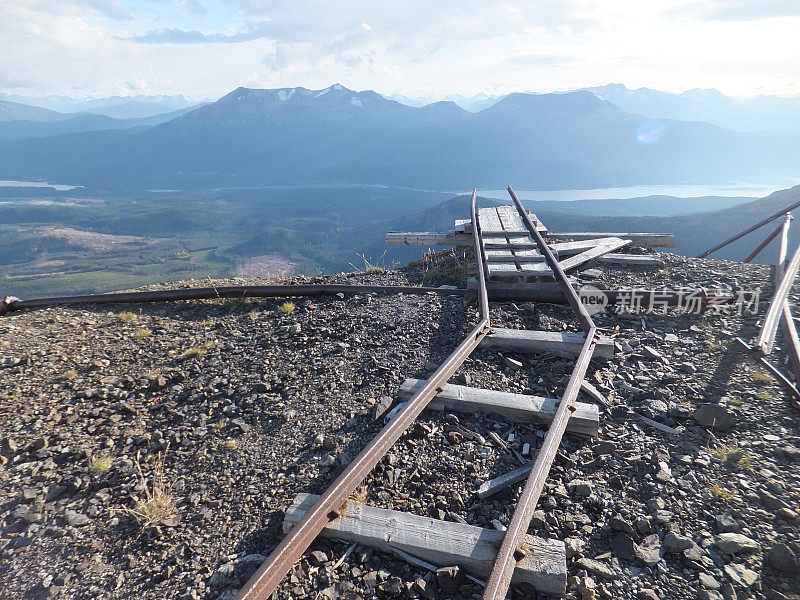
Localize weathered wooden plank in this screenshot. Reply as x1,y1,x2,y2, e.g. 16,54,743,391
284,493,567,595
544,232,675,248
580,380,610,408
477,207,503,233
482,328,614,359
400,379,599,436
483,240,543,250
385,232,469,246
558,239,630,271
597,253,663,266
458,211,547,233
548,238,622,253
387,231,674,249
484,249,544,262
486,263,552,277
478,462,533,499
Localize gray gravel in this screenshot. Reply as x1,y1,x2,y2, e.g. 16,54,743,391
1,250,799,600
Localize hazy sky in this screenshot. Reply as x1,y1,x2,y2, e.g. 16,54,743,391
1,0,798,99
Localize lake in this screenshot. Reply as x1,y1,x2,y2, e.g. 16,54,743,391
0,180,81,191
475,181,799,202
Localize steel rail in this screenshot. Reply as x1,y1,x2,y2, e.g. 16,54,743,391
506,186,594,331
757,236,800,354
233,189,490,600
734,337,800,407
697,199,800,259
0,284,465,315
773,215,800,384
1,283,732,317
481,187,598,599
743,221,785,263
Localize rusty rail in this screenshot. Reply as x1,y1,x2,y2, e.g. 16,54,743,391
481,187,598,599
756,236,800,354
698,199,800,259
234,189,491,600
773,215,800,382
743,220,785,263
1,284,732,317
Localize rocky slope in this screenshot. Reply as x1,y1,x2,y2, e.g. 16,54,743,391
1,252,799,600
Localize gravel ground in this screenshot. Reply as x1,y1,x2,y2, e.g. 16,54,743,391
1,250,799,600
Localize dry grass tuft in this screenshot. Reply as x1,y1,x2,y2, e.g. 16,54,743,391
279,301,296,314
90,453,113,474
120,447,176,527
177,347,204,360
751,370,772,384
117,311,137,323
134,328,152,340
708,483,734,500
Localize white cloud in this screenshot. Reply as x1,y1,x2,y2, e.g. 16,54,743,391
0,0,797,98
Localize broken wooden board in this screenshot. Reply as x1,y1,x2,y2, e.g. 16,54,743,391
400,379,599,436
481,328,614,359
478,461,534,499
556,238,628,270
544,232,675,248
548,238,622,254
386,231,674,249
284,493,567,594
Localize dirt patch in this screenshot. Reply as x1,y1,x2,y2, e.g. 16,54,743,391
235,254,298,278
38,227,155,251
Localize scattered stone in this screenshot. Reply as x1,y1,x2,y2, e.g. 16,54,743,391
715,513,739,533
664,531,694,553
699,573,721,589
575,558,615,579
308,550,329,566
63,509,90,527
693,404,737,432
716,533,760,554
767,543,799,573
436,566,465,594
724,564,759,588
568,479,594,497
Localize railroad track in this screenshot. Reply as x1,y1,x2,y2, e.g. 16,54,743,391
4,187,799,598
229,188,603,600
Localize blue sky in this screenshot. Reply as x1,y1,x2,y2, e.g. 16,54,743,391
1,1,798,99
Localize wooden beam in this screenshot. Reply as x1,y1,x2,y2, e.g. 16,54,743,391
400,379,600,436
545,232,675,248
478,462,533,499
481,328,614,359
548,238,623,254
557,239,630,271
385,232,470,247
484,249,545,262
579,380,610,408
597,253,663,266
284,493,567,595
485,263,552,277
387,231,675,249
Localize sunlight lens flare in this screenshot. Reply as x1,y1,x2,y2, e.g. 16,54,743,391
636,119,666,144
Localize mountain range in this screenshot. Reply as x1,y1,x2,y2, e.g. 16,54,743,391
1,84,798,191
585,84,800,132
0,100,203,143
0,93,201,119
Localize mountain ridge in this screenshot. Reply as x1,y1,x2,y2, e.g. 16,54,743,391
0,85,797,191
